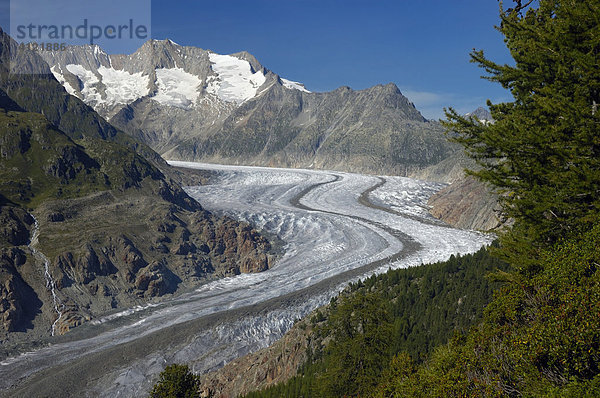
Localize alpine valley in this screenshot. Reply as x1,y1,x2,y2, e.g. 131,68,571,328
0,28,275,348
40,40,501,231
0,28,500,397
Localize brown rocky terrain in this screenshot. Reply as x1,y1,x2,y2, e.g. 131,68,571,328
199,310,321,398
30,194,274,335
410,151,503,231
427,176,503,231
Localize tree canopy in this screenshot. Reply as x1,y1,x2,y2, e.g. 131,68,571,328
444,0,600,264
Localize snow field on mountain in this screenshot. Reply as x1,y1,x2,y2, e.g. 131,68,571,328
281,78,311,93
62,64,151,107
48,43,316,117
65,64,101,103
50,66,77,96
97,66,149,106
153,67,203,108
207,53,266,104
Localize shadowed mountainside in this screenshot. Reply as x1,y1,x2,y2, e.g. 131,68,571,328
0,29,276,347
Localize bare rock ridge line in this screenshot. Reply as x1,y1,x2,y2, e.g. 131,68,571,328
1,169,421,398
40,40,456,176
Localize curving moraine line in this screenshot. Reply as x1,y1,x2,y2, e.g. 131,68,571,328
289,172,422,272
358,176,450,227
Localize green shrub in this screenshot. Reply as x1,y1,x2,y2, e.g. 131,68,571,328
149,364,200,398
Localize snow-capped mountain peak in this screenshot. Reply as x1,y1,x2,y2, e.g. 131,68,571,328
41,39,311,118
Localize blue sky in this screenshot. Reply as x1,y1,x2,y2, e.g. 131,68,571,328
1,0,515,119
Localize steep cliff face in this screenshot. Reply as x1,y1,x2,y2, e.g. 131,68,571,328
0,247,40,333
41,40,456,175
427,176,503,231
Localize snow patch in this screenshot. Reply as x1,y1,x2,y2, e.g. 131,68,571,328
92,44,106,59
66,64,101,103
97,66,149,106
207,53,266,104
63,64,149,107
281,78,311,93
50,65,77,96
152,67,203,108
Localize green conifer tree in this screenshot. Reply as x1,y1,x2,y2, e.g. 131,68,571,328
444,0,600,265
149,364,200,398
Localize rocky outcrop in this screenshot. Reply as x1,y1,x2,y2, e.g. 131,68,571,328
428,176,503,231
0,248,40,333
411,146,504,231
0,206,33,247
199,314,317,398
27,198,277,335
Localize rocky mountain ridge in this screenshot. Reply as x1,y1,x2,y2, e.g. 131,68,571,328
41,40,457,175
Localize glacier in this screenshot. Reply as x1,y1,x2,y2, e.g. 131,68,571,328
0,164,492,397
45,41,311,117
154,67,203,108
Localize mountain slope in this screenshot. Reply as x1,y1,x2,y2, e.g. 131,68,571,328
0,30,276,345
41,40,457,175
0,100,275,342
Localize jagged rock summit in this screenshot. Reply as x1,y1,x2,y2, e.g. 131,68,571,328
465,106,493,124
41,40,456,175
